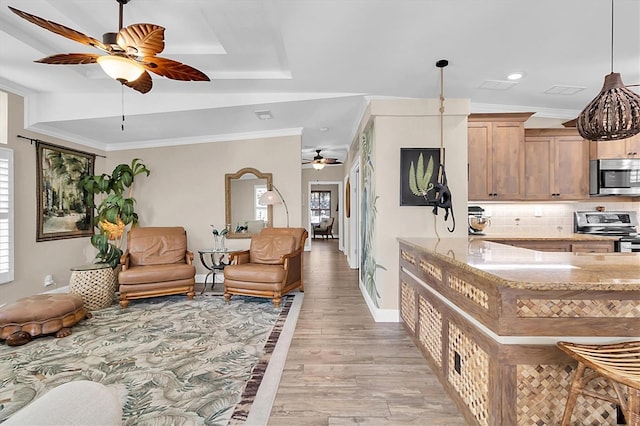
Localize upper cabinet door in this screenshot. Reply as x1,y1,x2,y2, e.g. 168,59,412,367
554,136,589,199
468,123,491,201
490,122,525,200
524,129,589,201
590,133,640,159
524,136,553,200
468,113,531,201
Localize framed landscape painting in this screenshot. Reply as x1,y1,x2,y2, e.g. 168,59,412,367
400,148,441,206
36,142,95,242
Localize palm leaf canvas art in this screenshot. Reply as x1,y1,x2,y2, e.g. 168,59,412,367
400,148,441,206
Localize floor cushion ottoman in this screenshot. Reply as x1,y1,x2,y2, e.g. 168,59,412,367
0,293,90,346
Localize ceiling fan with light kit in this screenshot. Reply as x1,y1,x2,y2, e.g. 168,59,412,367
302,149,343,170
8,0,210,94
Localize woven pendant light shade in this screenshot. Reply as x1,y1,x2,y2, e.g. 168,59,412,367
576,73,640,141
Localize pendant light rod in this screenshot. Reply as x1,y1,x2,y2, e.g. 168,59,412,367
117,0,131,30
436,59,448,182
610,0,614,73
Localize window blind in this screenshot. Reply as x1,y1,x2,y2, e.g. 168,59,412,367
0,148,13,283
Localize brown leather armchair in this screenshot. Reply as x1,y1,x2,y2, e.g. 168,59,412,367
118,227,196,308
223,227,308,308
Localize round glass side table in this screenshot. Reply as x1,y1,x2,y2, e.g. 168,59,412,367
197,248,232,294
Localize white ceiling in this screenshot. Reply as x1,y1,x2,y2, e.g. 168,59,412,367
1,0,639,163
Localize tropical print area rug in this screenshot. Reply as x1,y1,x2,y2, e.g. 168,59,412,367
0,294,293,425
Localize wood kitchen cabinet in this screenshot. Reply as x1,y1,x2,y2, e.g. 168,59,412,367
589,133,640,159
487,239,614,253
524,128,589,200
468,113,533,201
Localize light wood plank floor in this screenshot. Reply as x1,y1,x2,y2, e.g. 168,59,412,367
268,239,467,425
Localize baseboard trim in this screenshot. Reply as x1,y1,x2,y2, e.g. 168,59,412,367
43,285,70,294
359,281,400,323
195,273,224,284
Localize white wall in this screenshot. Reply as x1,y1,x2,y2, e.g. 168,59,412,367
3,92,107,303
352,98,470,318
2,90,302,304
105,135,302,276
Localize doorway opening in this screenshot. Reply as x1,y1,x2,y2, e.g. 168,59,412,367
307,180,343,253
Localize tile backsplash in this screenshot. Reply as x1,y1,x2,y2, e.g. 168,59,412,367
471,201,640,235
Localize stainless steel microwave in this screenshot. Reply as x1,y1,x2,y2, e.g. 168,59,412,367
590,158,640,196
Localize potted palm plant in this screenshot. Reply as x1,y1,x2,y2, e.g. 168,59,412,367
79,158,150,268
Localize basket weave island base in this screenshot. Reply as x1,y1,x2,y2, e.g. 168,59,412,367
0,294,90,346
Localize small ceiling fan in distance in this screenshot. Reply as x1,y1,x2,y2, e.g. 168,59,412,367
9,0,210,94
302,149,343,170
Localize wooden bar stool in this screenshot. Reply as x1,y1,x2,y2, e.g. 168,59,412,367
557,341,640,426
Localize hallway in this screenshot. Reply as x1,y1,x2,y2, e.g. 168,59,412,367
268,239,466,425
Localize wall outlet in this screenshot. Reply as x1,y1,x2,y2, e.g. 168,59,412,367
534,207,542,217
454,351,462,374
44,274,55,287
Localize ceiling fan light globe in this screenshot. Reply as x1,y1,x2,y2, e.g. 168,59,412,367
312,162,325,170
97,55,145,83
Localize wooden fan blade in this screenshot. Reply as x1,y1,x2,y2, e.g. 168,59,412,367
123,70,153,94
117,24,165,57
143,56,209,81
9,6,106,51
36,53,100,65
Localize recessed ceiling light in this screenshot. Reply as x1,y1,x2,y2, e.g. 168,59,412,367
254,110,273,120
507,72,524,81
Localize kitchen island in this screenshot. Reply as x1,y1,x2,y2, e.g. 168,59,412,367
398,238,640,426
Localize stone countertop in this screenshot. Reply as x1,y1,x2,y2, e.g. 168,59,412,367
398,238,640,291
470,232,620,241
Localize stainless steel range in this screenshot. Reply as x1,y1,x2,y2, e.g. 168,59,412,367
574,210,640,252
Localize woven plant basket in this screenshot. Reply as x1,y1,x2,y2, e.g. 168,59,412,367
69,265,117,311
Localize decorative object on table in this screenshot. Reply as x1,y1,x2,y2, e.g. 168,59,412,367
400,148,441,206
69,263,117,310
576,0,640,141
259,184,290,227
224,227,307,308
8,1,209,95
428,59,456,233
78,158,150,268
210,225,228,250
36,141,95,242
0,295,298,425
0,294,90,346
117,226,196,308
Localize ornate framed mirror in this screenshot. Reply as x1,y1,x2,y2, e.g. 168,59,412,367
225,168,273,239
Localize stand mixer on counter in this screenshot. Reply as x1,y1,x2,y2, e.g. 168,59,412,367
468,206,491,235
